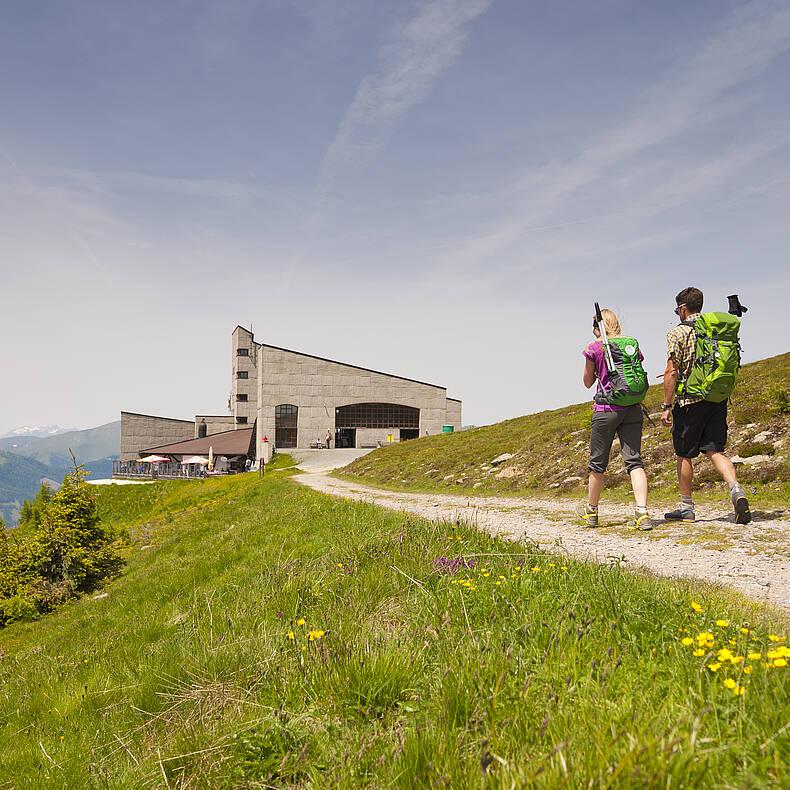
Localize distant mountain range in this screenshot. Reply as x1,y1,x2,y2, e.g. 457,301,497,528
0,421,120,526
1,425,72,439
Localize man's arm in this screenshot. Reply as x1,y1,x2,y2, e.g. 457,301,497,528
661,358,678,426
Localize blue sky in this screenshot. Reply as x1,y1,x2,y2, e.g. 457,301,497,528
2,0,789,433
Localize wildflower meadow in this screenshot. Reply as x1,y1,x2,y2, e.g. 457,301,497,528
0,471,787,788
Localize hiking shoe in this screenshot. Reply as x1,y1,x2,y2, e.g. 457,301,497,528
664,504,695,522
733,494,752,525
628,511,653,531
576,503,599,527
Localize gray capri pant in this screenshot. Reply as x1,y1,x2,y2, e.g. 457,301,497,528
588,405,644,474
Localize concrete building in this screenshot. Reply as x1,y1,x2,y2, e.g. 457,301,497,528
120,325,462,465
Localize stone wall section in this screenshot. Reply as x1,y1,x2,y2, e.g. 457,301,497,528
255,346,460,456
194,415,236,437
120,412,195,461
446,399,462,431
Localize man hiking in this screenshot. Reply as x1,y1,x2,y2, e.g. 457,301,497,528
577,307,653,530
660,286,751,524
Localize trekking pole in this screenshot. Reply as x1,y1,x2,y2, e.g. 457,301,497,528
594,302,616,374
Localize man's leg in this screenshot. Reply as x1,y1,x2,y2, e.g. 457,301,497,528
677,457,694,496
705,451,737,484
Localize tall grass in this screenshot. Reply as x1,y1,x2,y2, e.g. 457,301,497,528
0,473,787,787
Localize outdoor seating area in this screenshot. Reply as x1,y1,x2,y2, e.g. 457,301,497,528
113,426,256,481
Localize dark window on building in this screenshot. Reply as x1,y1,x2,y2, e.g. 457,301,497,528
237,371,248,379
236,394,248,402
335,403,419,429
237,416,248,424
237,348,249,356
275,404,298,448
198,419,207,438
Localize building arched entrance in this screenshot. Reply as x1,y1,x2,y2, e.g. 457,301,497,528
335,403,420,448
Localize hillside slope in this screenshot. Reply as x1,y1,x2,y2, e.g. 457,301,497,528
0,452,55,524
0,420,120,468
1,473,787,787
342,352,790,497
0,421,120,524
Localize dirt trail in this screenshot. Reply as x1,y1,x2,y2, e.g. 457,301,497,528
296,472,790,617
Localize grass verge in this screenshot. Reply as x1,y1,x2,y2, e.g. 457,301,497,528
0,472,788,788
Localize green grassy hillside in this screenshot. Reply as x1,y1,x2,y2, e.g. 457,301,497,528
0,473,787,787
342,352,790,503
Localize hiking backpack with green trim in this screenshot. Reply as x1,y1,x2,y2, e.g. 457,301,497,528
677,312,741,402
594,336,649,407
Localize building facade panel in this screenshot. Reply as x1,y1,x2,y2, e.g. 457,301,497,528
255,345,460,457
120,412,195,461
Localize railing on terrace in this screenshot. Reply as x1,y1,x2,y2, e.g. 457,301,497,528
112,461,245,480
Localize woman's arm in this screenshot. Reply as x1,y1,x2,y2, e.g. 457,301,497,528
583,357,596,389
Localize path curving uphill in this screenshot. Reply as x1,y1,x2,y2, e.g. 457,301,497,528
296,471,790,617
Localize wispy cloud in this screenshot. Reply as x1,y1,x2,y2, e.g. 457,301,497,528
316,0,492,203
447,0,790,267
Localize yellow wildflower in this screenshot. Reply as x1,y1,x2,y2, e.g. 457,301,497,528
561,566,568,570
287,631,295,640
715,619,729,627
740,627,751,635
774,658,787,667
681,637,694,647
337,563,343,568
743,666,753,674
708,663,721,671
691,601,703,612
696,632,715,647
531,566,540,571
723,678,736,689
514,566,521,571
548,563,556,567
297,618,305,626
733,685,745,696
717,648,734,662
693,648,706,657
748,652,762,660
768,634,786,642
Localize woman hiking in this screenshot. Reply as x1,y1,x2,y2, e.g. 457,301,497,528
577,308,653,530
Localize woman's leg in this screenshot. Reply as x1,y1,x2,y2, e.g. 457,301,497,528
629,468,648,508
618,406,647,508
588,472,605,507
588,411,617,506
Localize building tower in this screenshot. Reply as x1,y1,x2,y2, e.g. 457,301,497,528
231,326,259,426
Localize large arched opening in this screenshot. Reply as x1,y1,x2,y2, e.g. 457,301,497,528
335,403,420,448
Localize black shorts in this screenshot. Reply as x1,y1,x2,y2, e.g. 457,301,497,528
672,400,728,459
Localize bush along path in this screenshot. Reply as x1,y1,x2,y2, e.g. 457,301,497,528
0,472,788,788
300,472,790,617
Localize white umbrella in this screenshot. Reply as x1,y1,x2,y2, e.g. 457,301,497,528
208,446,214,471
181,455,209,465
139,455,170,463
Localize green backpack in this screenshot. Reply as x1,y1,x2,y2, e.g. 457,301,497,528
594,337,649,407
677,312,741,402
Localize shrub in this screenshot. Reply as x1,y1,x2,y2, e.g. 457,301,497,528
0,461,124,626
0,595,38,625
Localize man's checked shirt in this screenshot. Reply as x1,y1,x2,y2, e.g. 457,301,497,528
667,313,702,407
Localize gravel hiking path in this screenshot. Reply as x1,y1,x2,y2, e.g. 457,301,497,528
296,472,790,617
